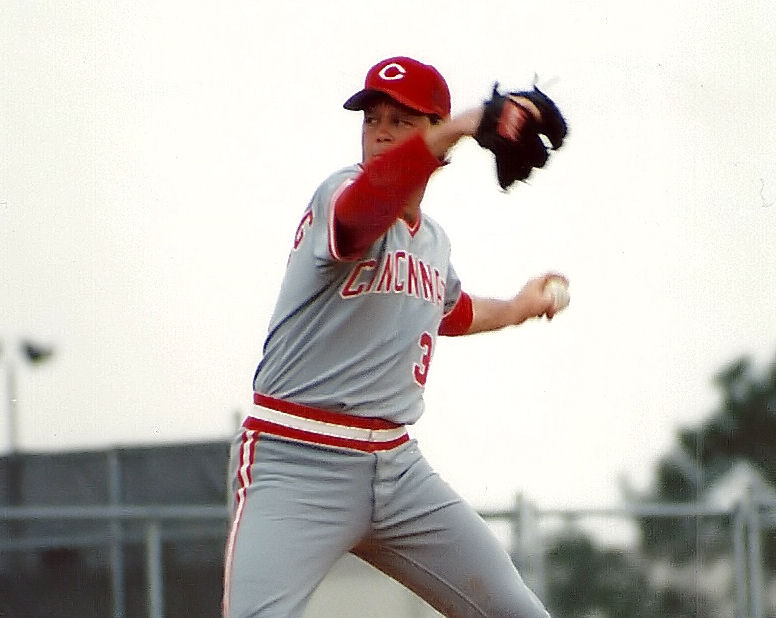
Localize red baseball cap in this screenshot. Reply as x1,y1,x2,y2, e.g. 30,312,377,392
343,56,451,119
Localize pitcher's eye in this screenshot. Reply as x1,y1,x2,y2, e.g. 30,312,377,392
393,116,415,128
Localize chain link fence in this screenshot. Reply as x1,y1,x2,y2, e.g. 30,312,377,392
1,490,774,617
483,491,776,618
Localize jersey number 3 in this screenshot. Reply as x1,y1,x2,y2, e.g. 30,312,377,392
413,332,433,386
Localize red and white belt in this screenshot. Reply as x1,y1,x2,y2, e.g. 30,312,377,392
245,393,409,453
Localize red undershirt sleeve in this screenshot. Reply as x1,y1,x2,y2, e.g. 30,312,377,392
438,291,473,336
331,134,442,260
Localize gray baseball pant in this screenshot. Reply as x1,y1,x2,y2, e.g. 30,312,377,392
222,429,550,618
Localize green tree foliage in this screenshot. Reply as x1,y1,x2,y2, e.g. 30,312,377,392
541,351,775,616
683,355,776,486
544,532,712,618
638,353,776,568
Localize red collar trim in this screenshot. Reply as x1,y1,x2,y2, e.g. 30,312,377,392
403,214,421,236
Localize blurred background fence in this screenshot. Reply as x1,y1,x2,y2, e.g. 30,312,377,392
500,493,776,618
1,443,775,618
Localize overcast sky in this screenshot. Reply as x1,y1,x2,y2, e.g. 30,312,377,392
1,1,775,513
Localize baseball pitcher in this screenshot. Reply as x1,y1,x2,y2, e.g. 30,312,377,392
223,56,568,618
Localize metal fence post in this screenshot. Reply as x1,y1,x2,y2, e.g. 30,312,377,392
533,520,547,604
510,493,524,570
145,520,164,618
107,450,126,618
746,486,765,618
732,499,749,618
512,493,545,599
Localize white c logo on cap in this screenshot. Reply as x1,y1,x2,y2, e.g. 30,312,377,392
378,63,406,81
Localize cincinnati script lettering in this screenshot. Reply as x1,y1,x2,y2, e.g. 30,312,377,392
340,251,446,306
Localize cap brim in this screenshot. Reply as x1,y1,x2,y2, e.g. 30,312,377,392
343,88,438,117
343,89,384,111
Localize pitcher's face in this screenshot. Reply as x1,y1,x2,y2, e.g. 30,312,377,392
361,100,432,164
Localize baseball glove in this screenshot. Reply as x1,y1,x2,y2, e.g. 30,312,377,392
474,83,567,190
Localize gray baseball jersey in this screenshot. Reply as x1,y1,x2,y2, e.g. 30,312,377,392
253,164,462,425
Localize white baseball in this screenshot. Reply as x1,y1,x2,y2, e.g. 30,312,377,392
543,278,570,313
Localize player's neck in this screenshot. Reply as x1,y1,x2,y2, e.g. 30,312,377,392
401,187,425,225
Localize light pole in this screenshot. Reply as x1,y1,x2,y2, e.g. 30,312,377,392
0,338,55,574
5,359,19,456
1,339,54,455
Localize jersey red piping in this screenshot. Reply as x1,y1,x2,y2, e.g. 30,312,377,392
327,177,356,260
222,428,258,617
404,215,422,237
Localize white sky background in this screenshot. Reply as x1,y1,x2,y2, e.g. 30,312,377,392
1,0,775,512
